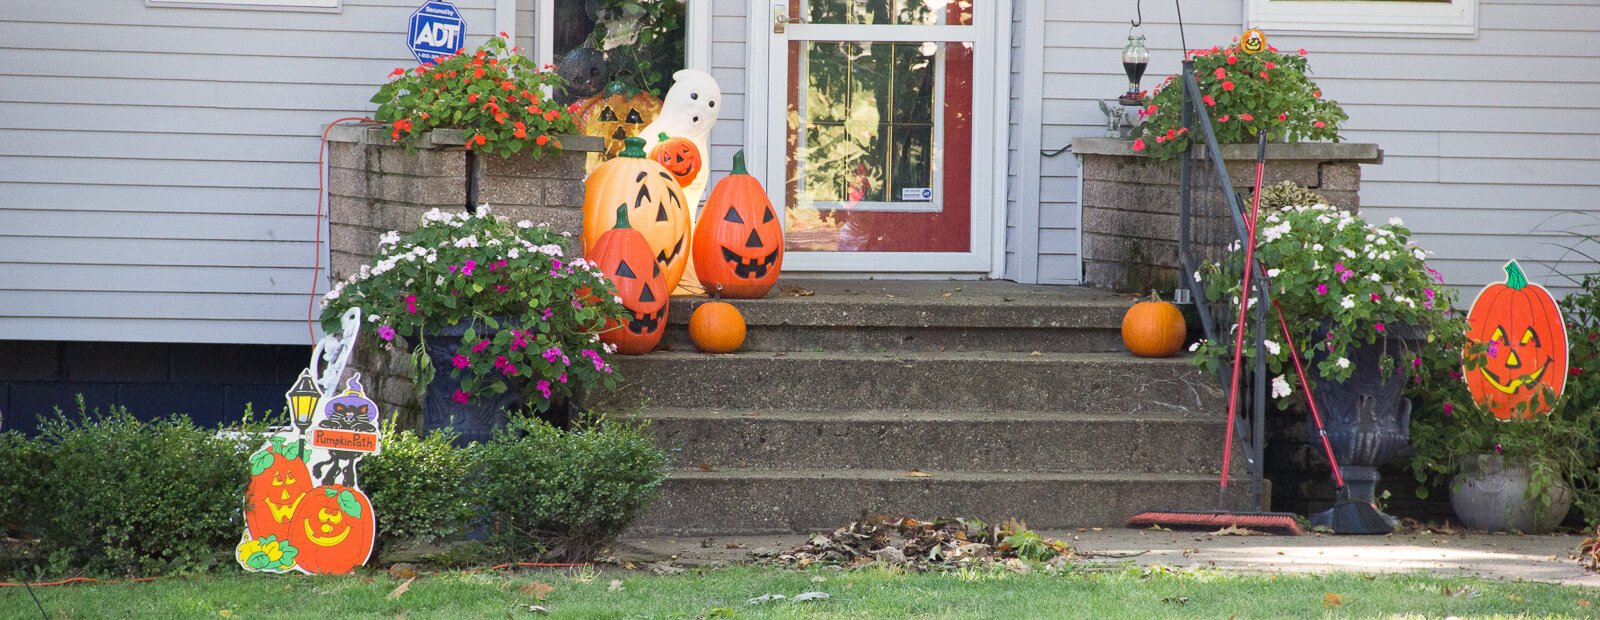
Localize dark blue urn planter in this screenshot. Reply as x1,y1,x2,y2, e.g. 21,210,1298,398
1308,325,1421,529
421,318,524,445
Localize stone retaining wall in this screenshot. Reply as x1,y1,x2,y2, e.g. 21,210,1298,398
1073,138,1382,294
324,125,600,426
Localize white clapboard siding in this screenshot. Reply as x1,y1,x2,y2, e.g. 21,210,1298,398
0,0,500,344
1020,0,1600,290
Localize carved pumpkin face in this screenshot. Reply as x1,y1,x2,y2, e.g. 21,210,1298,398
288,485,373,575
573,85,662,170
244,438,312,542
584,136,691,291
1464,260,1568,420
692,150,783,299
592,205,669,354
650,132,701,188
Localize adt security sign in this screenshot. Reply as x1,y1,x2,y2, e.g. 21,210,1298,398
409,1,466,64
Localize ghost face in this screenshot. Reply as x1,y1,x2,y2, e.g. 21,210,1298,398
657,70,722,139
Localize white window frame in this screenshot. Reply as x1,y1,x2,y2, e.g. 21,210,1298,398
147,0,339,10
1246,0,1479,37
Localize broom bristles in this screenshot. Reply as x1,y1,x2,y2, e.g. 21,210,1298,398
1319,499,1393,535
1127,510,1303,535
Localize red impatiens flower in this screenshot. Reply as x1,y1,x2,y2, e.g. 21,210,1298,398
389,68,405,77
1298,48,1308,56
1222,81,1235,91
1202,94,1216,107
475,134,488,146
1226,55,1238,65
1219,114,1230,122
1132,138,1146,151
1278,113,1287,121
1313,120,1326,128
536,135,550,145
1239,113,1253,121
1214,67,1227,80
468,93,479,104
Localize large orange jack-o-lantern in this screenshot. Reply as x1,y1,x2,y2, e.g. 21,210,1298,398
593,205,669,354
1464,260,1569,420
692,150,783,299
650,132,701,188
288,485,374,575
244,439,312,542
583,136,691,291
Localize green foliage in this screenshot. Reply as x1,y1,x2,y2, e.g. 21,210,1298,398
28,400,258,577
359,419,475,551
319,208,626,411
0,431,43,535
1256,181,1329,213
587,0,687,95
372,35,580,159
1194,205,1458,403
1132,44,1346,159
475,414,666,562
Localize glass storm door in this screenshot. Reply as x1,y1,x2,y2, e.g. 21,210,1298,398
766,0,995,273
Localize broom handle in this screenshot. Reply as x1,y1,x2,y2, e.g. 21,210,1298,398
1270,299,1349,489
1219,131,1270,495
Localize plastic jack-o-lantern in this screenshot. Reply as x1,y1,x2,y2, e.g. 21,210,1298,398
650,132,701,188
692,150,783,299
573,84,662,168
288,484,374,575
593,205,669,354
244,437,312,542
1464,260,1569,420
584,136,691,291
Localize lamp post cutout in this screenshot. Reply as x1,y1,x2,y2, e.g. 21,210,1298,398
286,368,322,458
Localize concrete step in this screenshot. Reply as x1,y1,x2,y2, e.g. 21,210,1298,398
628,468,1252,536
640,408,1232,474
660,279,1135,353
607,351,1222,414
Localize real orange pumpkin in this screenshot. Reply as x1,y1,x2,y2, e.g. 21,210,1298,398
691,151,783,299
689,301,746,354
584,136,691,292
1122,291,1187,358
1464,260,1568,420
288,484,374,575
592,205,669,354
243,439,312,543
649,132,701,188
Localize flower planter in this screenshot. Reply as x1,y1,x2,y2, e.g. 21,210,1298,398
1306,324,1420,530
1451,454,1572,534
1070,137,1381,293
421,318,525,446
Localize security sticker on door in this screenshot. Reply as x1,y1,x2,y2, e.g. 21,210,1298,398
901,188,933,202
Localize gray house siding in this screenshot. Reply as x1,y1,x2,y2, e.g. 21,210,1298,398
0,0,500,345
1025,0,1600,291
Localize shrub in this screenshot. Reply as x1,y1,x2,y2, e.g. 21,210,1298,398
475,414,665,561
359,419,475,552
31,401,252,576
0,431,42,535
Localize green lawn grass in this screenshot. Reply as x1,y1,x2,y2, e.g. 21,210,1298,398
3,564,1595,619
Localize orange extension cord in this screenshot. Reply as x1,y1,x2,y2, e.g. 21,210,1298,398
309,117,379,345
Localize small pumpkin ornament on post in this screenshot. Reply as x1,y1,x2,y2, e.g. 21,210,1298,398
1122,290,1187,358
650,132,702,188
592,205,669,354
1464,259,1569,420
692,150,784,299
689,293,747,354
584,136,691,292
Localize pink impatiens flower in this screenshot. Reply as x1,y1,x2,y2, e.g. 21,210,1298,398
404,295,418,313
1443,402,1454,416
472,339,491,353
462,260,477,276
1316,284,1328,296
452,390,470,404
452,354,471,369
536,379,552,399
378,325,397,341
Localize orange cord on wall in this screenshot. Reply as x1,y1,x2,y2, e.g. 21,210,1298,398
310,117,379,345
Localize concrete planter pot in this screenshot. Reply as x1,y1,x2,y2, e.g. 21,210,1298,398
325,124,602,425
1451,454,1572,534
421,318,524,446
1070,138,1382,293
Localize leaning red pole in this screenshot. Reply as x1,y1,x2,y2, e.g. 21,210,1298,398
1219,140,1269,496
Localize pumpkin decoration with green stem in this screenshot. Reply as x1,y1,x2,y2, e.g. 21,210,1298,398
692,150,783,299
288,484,374,575
1464,259,1568,420
243,436,312,543
1121,290,1187,358
592,205,669,354
584,136,691,292
650,132,702,188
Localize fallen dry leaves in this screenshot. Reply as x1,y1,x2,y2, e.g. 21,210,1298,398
519,581,555,601
1323,592,1344,608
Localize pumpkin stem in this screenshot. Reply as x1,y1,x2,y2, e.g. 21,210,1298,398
1503,260,1528,290
619,136,648,158
1148,289,1162,303
657,132,671,142
732,150,748,175
614,204,632,230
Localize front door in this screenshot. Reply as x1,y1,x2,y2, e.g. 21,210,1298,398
763,0,998,274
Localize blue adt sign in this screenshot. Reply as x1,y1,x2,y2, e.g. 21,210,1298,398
409,1,466,65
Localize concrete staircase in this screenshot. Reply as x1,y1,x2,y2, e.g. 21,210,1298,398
607,280,1240,536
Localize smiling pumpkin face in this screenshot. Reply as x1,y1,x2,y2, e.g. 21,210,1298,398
692,150,783,299
1464,260,1569,420
592,205,669,354
287,485,373,574
244,439,312,542
584,137,691,292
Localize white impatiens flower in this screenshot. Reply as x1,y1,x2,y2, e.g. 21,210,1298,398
1263,339,1281,356
1341,295,1356,309
1370,273,1382,282
1271,375,1293,399
1311,243,1323,252
1389,216,1404,227
378,230,402,247
477,205,493,216
368,314,382,323
1193,270,1204,284
508,248,521,260
1343,248,1357,258
1413,249,1427,261
423,208,445,222
517,220,534,229
1189,340,1204,352
1336,357,1351,369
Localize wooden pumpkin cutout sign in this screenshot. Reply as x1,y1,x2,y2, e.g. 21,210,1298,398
692,150,783,299
242,437,313,543
584,136,691,292
1463,260,1569,419
593,205,670,354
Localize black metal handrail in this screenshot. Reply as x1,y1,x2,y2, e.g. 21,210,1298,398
1175,58,1272,511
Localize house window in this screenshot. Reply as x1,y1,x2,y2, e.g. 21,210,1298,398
1246,0,1478,36
549,0,687,103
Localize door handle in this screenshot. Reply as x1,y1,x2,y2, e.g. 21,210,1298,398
773,3,808,33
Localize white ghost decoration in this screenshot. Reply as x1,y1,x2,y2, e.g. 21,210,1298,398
639,69,722,216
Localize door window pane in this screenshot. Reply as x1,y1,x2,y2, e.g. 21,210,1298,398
800,0,974,26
